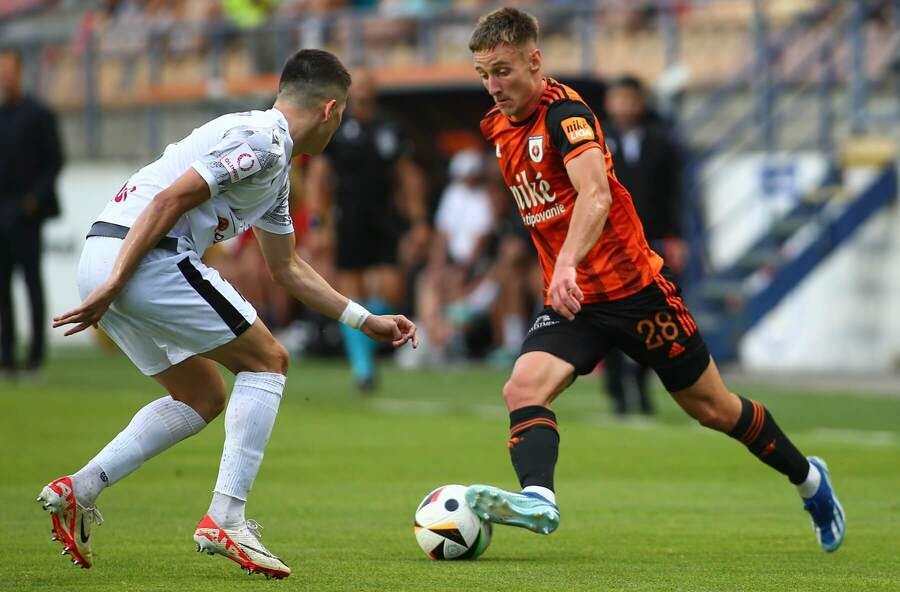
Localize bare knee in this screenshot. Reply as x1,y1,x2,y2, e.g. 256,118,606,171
206,387,227,419
502,375,545,411
271,341,290,375
172,383,227,423
260,341,289,375
238,340,290,375
686,396,733,432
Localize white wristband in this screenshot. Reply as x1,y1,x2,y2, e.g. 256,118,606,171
339,300,370,329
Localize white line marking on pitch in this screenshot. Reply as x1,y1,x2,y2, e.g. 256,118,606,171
804,428,898,447
368,399,899,447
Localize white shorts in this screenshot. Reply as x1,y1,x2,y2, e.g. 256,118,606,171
78,237,257,376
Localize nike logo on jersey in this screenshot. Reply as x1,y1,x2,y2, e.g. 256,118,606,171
495,143,501,158
509,170,556,211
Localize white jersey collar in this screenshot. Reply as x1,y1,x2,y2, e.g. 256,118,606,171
270,107,293,158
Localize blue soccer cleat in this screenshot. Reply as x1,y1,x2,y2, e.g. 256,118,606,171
465,485,559,535
802,456,846,552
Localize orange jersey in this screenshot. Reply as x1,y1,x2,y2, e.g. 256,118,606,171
480,78,663,303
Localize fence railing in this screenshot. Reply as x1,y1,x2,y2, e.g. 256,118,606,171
7,1,891,158
679,0,900,288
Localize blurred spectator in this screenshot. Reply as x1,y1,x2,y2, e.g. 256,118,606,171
600,74,686,416
0,49,63,379
94,0,149,92
280,0,348,15
623,1,660,35
435,150,492,269
222,0,280,73
167,0,220,58
0,0,50,20
379,0,452,17
464,172,535,366
222,0,278,28
305,70,427,391
414,149,493,363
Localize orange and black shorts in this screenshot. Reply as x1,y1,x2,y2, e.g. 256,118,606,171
520,267,710,392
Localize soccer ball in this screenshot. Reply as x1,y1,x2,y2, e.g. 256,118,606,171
414,484,492,560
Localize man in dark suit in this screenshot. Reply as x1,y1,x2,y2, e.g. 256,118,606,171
601,75,687,416
0,49,63,377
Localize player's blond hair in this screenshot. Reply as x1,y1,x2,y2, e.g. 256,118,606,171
468,7,539,52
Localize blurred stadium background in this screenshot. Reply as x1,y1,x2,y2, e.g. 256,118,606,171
2,2,900,589
2,0,900,378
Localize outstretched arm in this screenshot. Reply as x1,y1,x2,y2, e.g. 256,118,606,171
53,168,211,335
254,227,418,348
550,147,612,320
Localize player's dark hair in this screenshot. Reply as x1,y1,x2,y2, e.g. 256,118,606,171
278,49,351,107
469,7,539,52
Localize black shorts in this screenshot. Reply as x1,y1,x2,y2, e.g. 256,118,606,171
334,202,400,270
520,268,710,392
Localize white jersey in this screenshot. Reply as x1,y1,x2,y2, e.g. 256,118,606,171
95,108,295,257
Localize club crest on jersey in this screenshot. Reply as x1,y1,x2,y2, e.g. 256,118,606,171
528,135,544,163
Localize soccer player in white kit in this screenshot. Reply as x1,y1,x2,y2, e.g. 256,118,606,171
36,49,417,579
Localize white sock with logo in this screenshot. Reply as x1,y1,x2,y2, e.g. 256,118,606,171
208,372,285,528
71,396,206,507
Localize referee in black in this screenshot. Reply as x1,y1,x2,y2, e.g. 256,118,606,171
0,49,63,378
305,71,426,392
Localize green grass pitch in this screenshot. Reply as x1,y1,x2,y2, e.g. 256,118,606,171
3,348,899,591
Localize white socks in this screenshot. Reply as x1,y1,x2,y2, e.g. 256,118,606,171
522,485,556,505
68,372,285,527
71,396,206,507
208,371,286,528
208,491,247,528
796,461,822,499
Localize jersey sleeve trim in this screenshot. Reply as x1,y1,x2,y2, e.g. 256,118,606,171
562,142,601,165
252,182,294,235
191,162,220,197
